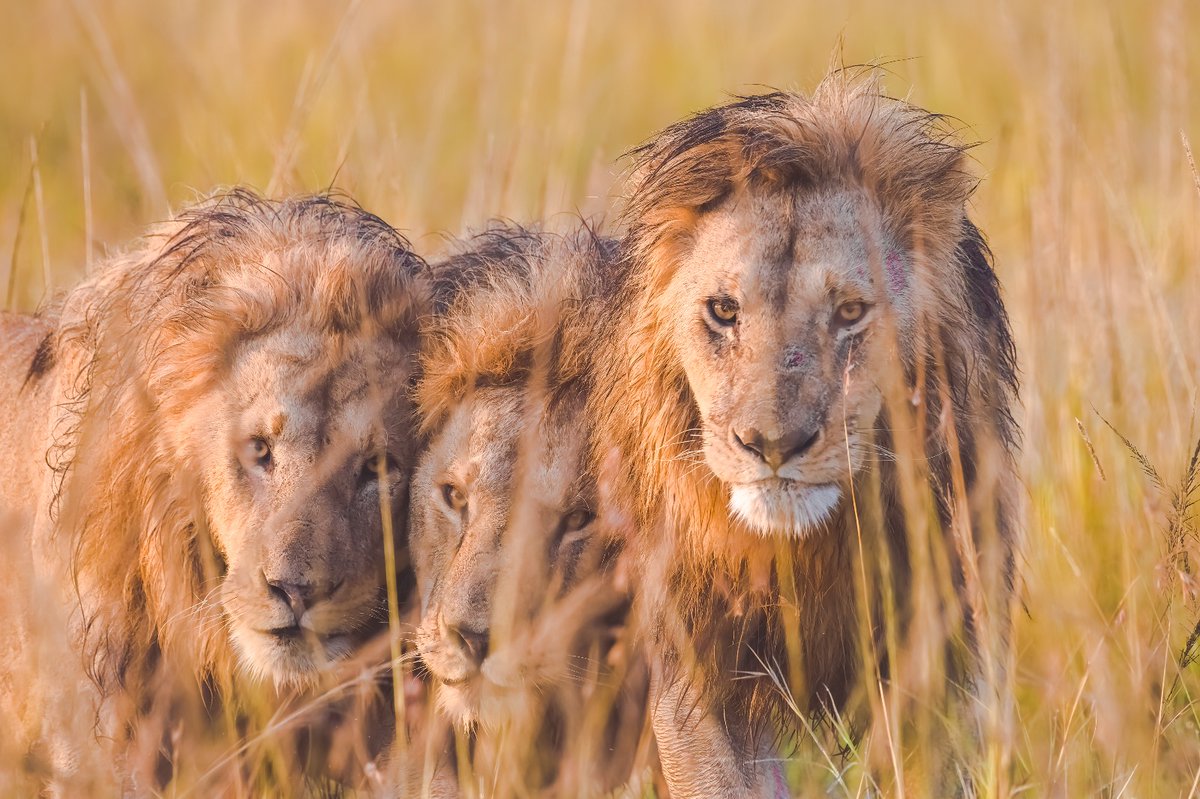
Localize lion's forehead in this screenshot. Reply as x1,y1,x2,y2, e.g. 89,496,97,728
470,391,586,505
690,189,900,308
229,331,412,442
235,327,412,383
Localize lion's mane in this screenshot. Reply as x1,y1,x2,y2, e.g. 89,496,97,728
417,222,618,430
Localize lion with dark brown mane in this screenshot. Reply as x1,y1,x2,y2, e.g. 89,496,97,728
589,73,1020,796
0,189,429,794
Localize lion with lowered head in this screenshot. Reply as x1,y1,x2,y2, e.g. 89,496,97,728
0,190,429,794
408,225,651,797
590,74,1019,796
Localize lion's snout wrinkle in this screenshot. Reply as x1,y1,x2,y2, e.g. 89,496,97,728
259,513,359,584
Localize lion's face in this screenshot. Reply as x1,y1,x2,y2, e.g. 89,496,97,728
188,326,418,685
411,387,603,728
666,188,907,537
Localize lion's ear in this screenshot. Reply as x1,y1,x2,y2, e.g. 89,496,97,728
956,220,1006,334
955,218,1018,397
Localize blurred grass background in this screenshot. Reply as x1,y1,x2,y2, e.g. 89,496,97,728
3,0,1200,794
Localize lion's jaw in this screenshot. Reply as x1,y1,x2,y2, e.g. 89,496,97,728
668,189,900,539
188,330,418,687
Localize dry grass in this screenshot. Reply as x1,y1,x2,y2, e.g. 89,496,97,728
2,0,1200,796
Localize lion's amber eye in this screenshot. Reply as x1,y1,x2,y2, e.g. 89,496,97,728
706,296,739,327
240,437,272,472
562,509,595,534
835,301,868,327
441,483,467,514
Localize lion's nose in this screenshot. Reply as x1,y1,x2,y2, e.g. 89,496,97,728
439,613,489,667
266,578,342,626
267,580,311,626
733,425,821,470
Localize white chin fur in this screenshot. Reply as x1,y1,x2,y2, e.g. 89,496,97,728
729,482,842,538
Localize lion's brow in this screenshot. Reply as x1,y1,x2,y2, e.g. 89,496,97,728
326,374,377,409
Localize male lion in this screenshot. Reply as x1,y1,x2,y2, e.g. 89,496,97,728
408,225,651,797
589,74,1019,796
0,190,429,794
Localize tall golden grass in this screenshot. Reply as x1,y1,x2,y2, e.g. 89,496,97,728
3,0,1200,796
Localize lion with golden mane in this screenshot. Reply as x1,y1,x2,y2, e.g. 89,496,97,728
0,190,429,794
589,74,1019,796
407,224,651,797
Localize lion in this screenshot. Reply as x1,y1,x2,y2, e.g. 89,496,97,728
0,189,430,794
588,73,1020,796
407,224,652,797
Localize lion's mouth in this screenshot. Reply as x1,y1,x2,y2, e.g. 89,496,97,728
749,476,830,489
739,476,842,498
259,627,350,648
420,651,486,719
263,625,304,639
241,623,358,678
255,624,328,642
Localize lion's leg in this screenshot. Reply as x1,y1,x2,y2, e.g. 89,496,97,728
650,656,788,799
